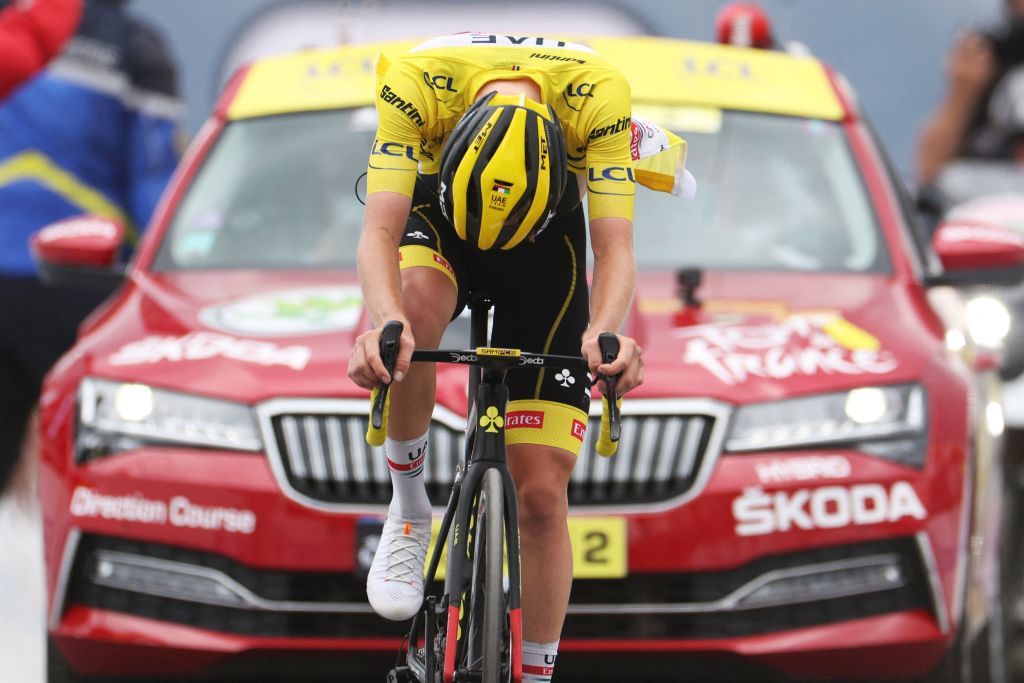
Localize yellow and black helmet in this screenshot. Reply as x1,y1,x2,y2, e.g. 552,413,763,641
438,91,567,250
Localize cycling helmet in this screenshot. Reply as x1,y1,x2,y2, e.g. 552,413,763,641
438,91,567,250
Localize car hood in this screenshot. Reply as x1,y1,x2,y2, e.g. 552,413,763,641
630,270,939,404
81,269,939,409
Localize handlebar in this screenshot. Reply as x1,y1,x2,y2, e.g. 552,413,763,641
365,321,623,456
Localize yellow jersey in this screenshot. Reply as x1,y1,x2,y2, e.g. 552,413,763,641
366,33,636,222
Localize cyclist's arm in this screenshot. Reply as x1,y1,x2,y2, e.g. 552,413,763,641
578,71,642,391
350,59,425,387
587,216,636,338
352,190,416,388
584,216,642,392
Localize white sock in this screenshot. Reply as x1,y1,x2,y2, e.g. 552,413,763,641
522,640,559,682
385,433,431,520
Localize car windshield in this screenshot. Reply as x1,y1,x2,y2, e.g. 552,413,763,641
154,109,377,270
155,107,888,273
630,106,887,273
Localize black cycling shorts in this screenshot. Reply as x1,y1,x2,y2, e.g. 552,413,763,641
398,176,591,455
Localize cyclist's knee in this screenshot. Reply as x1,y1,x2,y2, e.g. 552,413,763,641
517,480,568,534
510,445,573,534
401,268,456,344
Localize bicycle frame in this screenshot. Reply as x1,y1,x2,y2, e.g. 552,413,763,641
378,297,620,683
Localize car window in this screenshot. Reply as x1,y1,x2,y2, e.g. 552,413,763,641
155,107,889,275
154,108,377,270
632,109,890,274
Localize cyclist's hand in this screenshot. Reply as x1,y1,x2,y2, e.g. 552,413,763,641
348,319,415,389
582,332,644,394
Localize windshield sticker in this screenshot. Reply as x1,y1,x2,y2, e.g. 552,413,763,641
755,456,852,484
676,314,897,385
109,332,311,370
70,486,256,534
733,482,926,536
200,286,364,337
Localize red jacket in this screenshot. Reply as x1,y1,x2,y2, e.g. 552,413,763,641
0,0,81,100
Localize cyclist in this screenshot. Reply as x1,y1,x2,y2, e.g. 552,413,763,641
347,33,674,682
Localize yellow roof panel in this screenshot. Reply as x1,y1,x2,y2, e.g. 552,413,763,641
227,36,845,122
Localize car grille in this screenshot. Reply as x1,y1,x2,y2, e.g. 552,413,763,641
262,407,720,507
65,535,931,641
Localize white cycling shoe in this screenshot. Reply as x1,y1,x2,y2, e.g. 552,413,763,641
366,515,432,621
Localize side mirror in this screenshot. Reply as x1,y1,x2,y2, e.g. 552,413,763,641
927,220,1024,287
31,215,127,290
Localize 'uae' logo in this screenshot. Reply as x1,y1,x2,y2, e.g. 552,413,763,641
479,406,505,433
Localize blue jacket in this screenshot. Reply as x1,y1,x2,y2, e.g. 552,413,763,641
0,0,181,276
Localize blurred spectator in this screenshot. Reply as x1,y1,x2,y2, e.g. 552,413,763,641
916,0,1024,184
0,0,81,100
0,0,182,495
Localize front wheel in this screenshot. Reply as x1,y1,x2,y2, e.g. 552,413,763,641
464,468,508,683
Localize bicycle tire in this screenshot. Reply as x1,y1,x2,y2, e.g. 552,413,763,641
464,468,507,683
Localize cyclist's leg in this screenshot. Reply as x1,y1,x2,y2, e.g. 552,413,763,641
367,179,465,621
389,177,466,467
485,196,589,670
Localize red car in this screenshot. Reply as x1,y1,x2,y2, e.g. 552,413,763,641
35,36,1024,681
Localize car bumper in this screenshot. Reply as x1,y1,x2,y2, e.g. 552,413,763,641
45,447,957,680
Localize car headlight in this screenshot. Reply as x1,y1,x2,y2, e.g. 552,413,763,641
726,384,927,467
966,295,1011,348
77,378,262,462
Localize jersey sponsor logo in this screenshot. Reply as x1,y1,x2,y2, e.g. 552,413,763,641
732,482,927,536
372,140,417,161
412,33,594,54
432,253,455,276
588,115,631,141
571,419,587,441
470,34,571,47
531,52,586,64
565,82,594,98
423,71,457,93
506,410,544,428
629,120,643,160
563,82,594,111
554,369,576,387
379,84,425,126
588,166,635,183
406,231,430,240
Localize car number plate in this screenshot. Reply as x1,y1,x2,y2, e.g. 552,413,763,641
356,516,627,581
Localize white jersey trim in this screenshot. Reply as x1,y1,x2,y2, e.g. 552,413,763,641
411,33,596,54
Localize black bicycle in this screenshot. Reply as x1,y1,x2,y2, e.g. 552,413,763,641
366,296,621,683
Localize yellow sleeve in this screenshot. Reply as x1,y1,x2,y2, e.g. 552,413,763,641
366,54,425,197
581,72,635,222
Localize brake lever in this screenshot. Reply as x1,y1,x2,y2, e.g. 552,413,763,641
371,320,404,430
597,332,621,443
